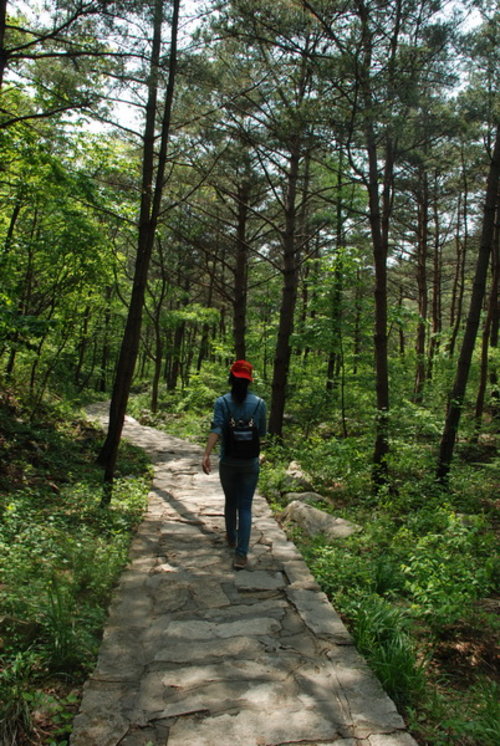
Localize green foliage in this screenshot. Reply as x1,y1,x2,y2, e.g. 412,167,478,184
0,650,45,746
345,594,426,709
441,680,500,746
0,392,150,743
412,679,500,746
291,435,373,499
398,515,496,629
259,439,293,508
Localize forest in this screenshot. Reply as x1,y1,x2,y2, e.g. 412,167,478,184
0,0,498,744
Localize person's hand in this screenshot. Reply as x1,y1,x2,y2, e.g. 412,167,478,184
202,454,211,474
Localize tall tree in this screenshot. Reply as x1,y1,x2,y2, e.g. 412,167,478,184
307,0,455,487
98,0,181,494
437,125,500,482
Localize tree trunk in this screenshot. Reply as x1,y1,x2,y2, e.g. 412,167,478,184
366,129,393,489
489,210,500,420
233,181,250,359
413,169,429,403
151,338,164,413
326,159,345,391
268,142,301,438
474,201,499,431
97,0,180,495
427,187,442,382
149,244,169,413
437,125,500,483
98,287,112,393
167,320,185,391
74,304,91,386
448,151,469,357
396,285,405,357
0,0,8,89
473,275,496,437
3,195,23,254
353,270,362,374
355,0,399,491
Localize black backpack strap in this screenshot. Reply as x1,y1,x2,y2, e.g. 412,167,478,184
222,395,232,418
250,398,261,421
223,395,260,422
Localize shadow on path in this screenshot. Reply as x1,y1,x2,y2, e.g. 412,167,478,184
71,405,417,746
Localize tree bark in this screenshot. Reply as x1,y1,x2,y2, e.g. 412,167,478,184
437,125,500,483
97,287,113,393
489,210,500,419
197,260,216,371
0,0,8,89
268,141,301,438
97,0,180,495
413,169,429,403
368,131,392,488
326,158,345,391
167,319,186,391
474,200,499,431
448,151,469,357
427,186,442,382
233,181,250,359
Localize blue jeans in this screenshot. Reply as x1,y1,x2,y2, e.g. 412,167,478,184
219,457,260,557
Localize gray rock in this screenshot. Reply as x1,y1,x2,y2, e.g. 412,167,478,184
284,490,326,504
368,733,420,745
167,707,343,746
154,636,264,663
234,569,286,591
281,500,360,539
281,460,315,492
286,588,353,644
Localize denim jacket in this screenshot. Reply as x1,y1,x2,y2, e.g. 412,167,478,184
210,392,267,460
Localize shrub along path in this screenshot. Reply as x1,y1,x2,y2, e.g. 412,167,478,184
71,404,417,746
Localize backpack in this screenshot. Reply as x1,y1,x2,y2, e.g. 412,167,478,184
222,397,262,459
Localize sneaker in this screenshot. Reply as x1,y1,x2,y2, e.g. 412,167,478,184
233,553,247,570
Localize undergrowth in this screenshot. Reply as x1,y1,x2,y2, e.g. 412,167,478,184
0,388,151,745
258,425,499,745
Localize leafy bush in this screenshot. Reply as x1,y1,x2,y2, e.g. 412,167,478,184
398,515,496,628
175,375,221,413
292,435,372,498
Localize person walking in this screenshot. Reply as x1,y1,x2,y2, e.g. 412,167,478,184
202,360,267,569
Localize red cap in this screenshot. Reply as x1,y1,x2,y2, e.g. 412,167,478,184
230,359,253,381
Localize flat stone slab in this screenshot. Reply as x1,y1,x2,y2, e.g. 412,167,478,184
286,587,353,644
72,404,419,746
167,707,344,746
234,569,286,591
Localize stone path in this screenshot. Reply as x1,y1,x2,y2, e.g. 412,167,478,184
71,405,418,746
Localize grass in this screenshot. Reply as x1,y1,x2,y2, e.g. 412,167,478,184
0,387,151,745
247,404,499,746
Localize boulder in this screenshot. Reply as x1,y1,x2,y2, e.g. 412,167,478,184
281,461,315,492
283,491,326,505
281,500,360,540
